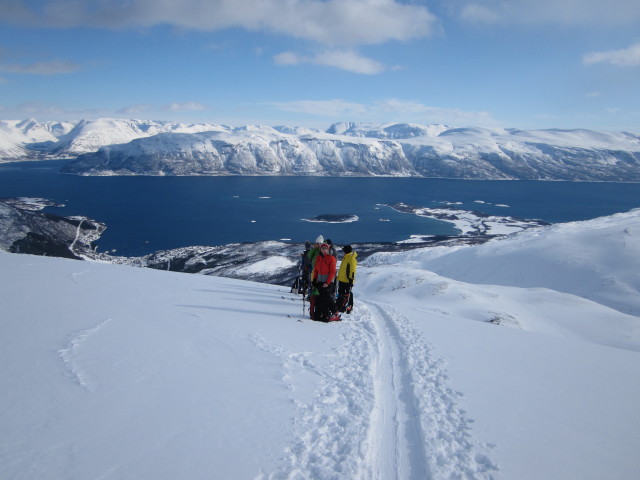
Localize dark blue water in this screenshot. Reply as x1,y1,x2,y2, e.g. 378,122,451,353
1,160,639,256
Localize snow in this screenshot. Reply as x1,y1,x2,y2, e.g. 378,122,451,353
2,209,640,479
0,119,74,158
367,209,640,316
234,255,296,276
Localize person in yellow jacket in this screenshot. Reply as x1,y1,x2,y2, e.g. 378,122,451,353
337,245,357,314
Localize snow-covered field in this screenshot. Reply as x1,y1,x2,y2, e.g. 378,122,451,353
1,209,640,479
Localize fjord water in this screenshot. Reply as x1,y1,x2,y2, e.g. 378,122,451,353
1,160,640,256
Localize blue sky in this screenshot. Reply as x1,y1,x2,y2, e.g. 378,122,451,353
0,0,639,131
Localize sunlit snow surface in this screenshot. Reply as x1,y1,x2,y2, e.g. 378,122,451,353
1,209,640,479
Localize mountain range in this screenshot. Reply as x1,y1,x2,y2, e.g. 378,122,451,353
2,118,640,181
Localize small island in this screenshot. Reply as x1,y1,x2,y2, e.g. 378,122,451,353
302,214,360,224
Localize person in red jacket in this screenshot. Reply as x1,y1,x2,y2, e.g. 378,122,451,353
311,243,340,322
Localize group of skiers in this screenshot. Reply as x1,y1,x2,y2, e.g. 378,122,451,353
296,235,357,322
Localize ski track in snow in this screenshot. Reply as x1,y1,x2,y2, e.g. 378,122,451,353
258,296,499,480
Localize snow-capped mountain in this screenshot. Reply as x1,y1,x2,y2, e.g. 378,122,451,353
60,121,640,181
1,208,639,479
326,121,449,138
0,118,229,160
2,118,640,180
0,119,75,159
49,118,231,155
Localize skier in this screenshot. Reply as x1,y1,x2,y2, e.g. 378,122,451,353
306,235,324,319
311,243,340,322
292,241,312,294
337,245,357,314
300,240,312,294
307,235,324,274
325,238,339,294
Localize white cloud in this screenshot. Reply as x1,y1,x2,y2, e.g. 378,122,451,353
268,99,369,117
1,100,209,122
314,51,385,75
167,102,206,112
116,104,155,115
459,4,502,24
273,52,303,66
372,99,497,125
583,43,640,67
0,101,104,120
4,0,438,46
268,98,498,125
118,102,208,115
0,60,80,75
454,0,640,27
275,50,386,74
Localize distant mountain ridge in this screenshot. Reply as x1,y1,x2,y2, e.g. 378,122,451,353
2,118,640,181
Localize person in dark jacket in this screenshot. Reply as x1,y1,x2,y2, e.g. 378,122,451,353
299,240,312,294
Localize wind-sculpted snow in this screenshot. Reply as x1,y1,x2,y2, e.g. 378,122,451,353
58,319,113,392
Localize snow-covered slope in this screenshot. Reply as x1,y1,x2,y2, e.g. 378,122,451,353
1,210,640,479
366,208,640,316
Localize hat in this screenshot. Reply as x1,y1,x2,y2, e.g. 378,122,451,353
326,238,333,245
320,243,329,249
342,245,352,254
315,235,324,244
